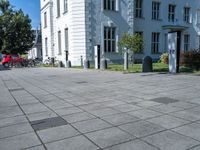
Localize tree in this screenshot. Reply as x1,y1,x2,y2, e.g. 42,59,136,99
118,32,143,54
0,0,34,54
118,32,143,70
0,0,11,14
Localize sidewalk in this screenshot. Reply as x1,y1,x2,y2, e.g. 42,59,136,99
0,68,200,150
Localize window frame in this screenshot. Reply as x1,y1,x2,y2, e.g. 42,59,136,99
104,27,116,53
197,10,200,24
184,34,190,52
44,12,47,28
64,0,68,13
57,0,61,17
184,7,190,23
64,28,69,51
103,0,116,11
152,1,160,20
168,4,176,22
45,37,48,56
135,0,143,18
58,31,62,55
151,32,160,54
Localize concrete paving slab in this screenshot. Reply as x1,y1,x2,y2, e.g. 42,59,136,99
85,127,134,149
127,109,163,120
0,122,33,139
37,125,80,143
0,68,200,150
24,145,46,150
147,115,190,129
170,107,200,121
45,135,98,150
111,104,142,112
54,106,83,116
31,117,68,131
0,106,23,119
101,113,140,126
143,130,200,150
172,123,200,141
0,132,41,150
0,115,28,128
87,108,121,117
21,103,50,114
119,120,166,138
72,118,112,133
105,139,159,150
148,104,184,113
62,112,96,123
27,111,58,122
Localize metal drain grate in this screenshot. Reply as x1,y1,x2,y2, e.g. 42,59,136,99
9,88,25,92
150,97,179,104
30,117,68,131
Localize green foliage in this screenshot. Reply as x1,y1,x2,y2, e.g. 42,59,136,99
180,49,200,71
159,53,169,64
118,33,143,53
0,0,34,54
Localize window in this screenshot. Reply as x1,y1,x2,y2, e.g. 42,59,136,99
152,2,160,20
64,0,68,13
65,28,69,51
44,12,47,28
168,4,176,22
58,31,62,54
151,32,160,54
45,38,48,56
184,34,190,52
57,0,60,17
198,36,200,50
135,31,143,36
184,7,190,23
104,0,116,11
104,27,116,53
135,0,143,18
197,10,200,24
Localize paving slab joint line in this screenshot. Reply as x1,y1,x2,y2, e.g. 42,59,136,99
14,79,104,150
2,80,48,150
169,129,200,143
187,144,200,150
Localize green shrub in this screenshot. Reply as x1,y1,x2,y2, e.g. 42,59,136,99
159,53,169,64
180,49,200,71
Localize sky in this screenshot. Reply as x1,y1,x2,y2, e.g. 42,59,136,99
9,0,40,29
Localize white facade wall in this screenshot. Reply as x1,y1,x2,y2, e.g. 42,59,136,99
41,0,54,60
40,0,200,66
134,0,200,60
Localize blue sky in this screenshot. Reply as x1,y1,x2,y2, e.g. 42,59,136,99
9,0,40,29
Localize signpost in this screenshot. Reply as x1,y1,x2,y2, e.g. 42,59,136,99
94,45,100,69
168,32,177,73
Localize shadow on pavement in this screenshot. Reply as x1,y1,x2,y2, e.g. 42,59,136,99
0,65,11,71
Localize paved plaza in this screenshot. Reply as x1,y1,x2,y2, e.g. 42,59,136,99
0,67,200,150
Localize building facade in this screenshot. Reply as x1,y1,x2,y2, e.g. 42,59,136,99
28,29,42,60
40,0,200,66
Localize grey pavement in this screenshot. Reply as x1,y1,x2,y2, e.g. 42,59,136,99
0,67,200,150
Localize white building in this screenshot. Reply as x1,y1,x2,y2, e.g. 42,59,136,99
28,29,42,60
40,0,200,66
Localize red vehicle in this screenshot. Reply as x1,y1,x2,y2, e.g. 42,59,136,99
1,54,26,68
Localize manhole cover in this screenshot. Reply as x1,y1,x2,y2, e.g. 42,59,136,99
9,88,25,92
150,97,179,104
30,117,67,131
